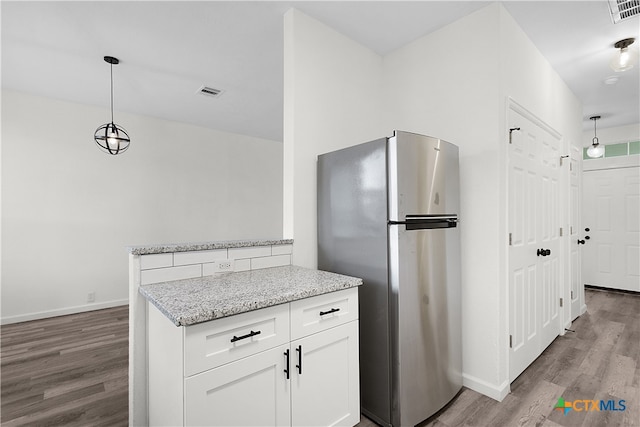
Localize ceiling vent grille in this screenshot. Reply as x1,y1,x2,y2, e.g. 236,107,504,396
608,0,640,23
197,86,224,98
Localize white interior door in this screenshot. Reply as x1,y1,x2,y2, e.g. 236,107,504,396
569,145,584,319
508,104,563,382
582,166,640,292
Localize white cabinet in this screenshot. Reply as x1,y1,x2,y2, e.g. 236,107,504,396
147,287,359,427
185,344,291,426
291,322,359,427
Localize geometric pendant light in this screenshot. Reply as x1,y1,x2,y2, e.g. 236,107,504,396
94,56,130,155
586,115,604,158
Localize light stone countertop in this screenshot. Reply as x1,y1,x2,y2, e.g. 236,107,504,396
139,265,362,326
127,238,294,255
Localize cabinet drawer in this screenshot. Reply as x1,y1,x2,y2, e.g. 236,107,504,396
184,303,290,377
290,287,358,340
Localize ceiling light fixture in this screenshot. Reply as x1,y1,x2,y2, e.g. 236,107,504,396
586,115,604,158
94,56,130,155
610,38,637,72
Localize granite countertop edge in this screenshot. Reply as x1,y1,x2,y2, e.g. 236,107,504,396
139,265,362,327
127,238,294,255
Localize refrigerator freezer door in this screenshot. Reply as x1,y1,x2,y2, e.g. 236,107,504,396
388,131,459,222
388,224,462,426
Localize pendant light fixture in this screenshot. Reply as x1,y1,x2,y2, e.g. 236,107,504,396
586,115,605,158
94,56,130,155
610,38,637,72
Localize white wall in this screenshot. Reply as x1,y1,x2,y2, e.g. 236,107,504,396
383,4,505,398
1,90,283,323
283,9,386,268
283,3,582,401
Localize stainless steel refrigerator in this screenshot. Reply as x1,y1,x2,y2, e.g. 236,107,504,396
317,131,462,427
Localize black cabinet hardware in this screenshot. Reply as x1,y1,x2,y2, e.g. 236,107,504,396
319,308,340,316
585,236,590,240
296,345,302,375
284,349,290,379
537,248,551,257
230,330,261,343
577,239,585,245
585,228,590,232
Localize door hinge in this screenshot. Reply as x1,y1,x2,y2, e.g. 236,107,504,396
509,335,513,348
560,298,564,307
509,128,520,144
570,163,573,171
560,227,563,237
571,226,573,234
509,233,512,246
571,291,574,299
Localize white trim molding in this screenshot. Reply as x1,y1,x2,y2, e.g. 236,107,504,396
463,373,510,402
1,299,128,325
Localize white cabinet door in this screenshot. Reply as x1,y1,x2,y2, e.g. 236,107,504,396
185,344,291,427
291,322,360,427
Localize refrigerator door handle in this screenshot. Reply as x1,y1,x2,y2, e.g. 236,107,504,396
389,215,458,230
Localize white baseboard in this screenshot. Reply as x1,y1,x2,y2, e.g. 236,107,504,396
462,373,510,402
1,299,129,325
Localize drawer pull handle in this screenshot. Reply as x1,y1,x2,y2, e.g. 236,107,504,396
230,330,261,343
319,308,340,316
284,349,290,379
296,345,302,375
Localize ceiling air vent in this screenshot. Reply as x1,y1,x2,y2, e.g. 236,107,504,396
608,0,640,23
197,86,224,98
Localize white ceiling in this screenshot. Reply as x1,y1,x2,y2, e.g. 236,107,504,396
2,1,638,143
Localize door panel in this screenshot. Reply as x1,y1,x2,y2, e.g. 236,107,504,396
184,344,290,427
508,105,563,382
290,322,360,427
570,145,583,320
388,224,462,426
582,167,640,291
387,131,459,220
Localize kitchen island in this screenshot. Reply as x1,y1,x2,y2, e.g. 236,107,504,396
128,239,362,426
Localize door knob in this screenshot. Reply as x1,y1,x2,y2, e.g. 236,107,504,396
585,236,590,240
577,239,585,245
585,228,590,232
537,248,551,256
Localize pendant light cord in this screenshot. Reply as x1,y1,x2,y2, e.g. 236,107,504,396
110,63,114,124
591,116,599,145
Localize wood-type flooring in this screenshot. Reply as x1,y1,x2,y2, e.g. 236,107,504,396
1,306,128,426
1,288,637,426
359,287,640,427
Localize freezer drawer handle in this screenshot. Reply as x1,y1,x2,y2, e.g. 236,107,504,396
284,349,290,379
319,308,340,316
230,330,261,343
296,345,302,375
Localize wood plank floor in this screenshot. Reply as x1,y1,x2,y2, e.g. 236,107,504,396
1,288,637,426
359,287,640,427
1,306,128,426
